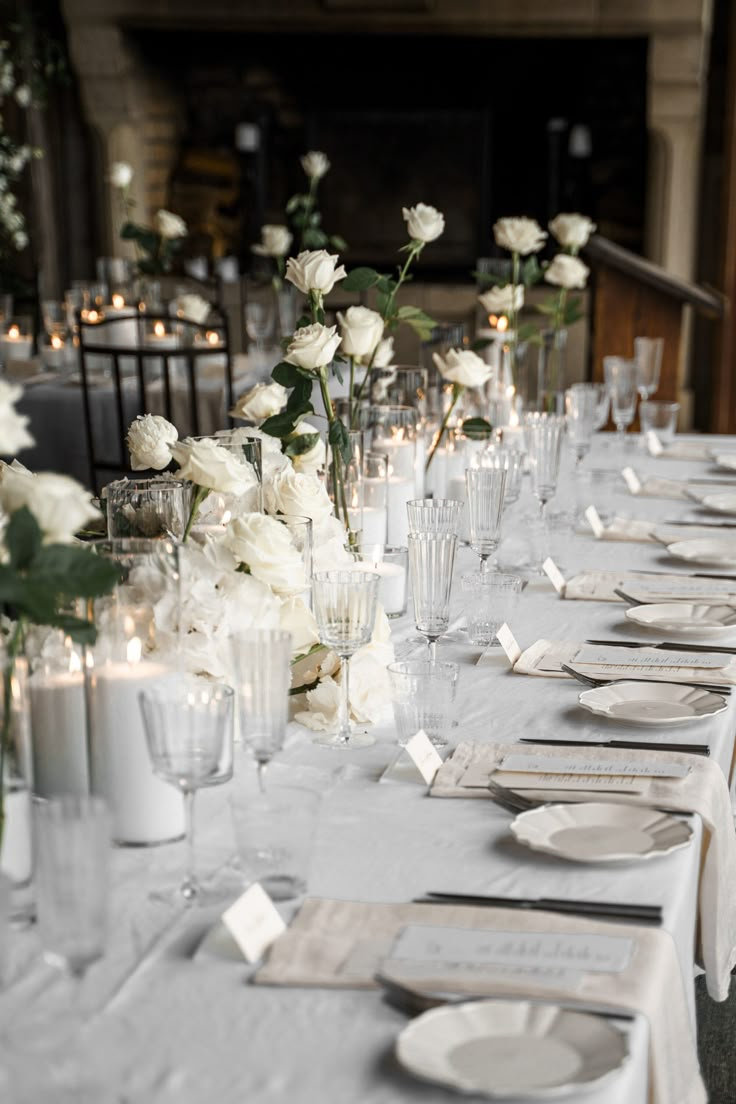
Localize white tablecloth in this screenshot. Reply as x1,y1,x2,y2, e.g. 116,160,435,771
5,433,736,1103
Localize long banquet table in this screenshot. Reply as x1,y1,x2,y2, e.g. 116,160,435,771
4,434,736,1102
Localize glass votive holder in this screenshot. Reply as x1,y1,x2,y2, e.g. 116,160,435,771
387,659,459,748
106,477,191,540
461,572,522,647
353,544,408,618
639,400,680,444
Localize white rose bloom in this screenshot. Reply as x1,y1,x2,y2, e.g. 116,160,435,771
372,336,395,369
432,348,492,389
14,84,31,108
300,151,330,180
544,253,590,290
289,422,326,477
155,209,187,239
402,203,445,243
337,306,384,360
230,381,288,423
312,533,353,573
171,438,258,496
548,213,597,250
265,465,334,527
0,380,34,454
284,250,346,296
284,322,341,371
252,224,293,257
279,595,320,657
224,513,307,596
493,216,547,255
478,284,524,315
109,161,133,188
174,293,210,325
294,677,340,732
126,414,178,471
0,467,98,543
222,427,289,483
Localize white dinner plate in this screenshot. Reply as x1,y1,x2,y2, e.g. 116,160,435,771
578,680,727,725
700,492,736,515
713,453,736,472
666,538,736,566
510,803,693,864
396,999,629,1098
625,601,736,636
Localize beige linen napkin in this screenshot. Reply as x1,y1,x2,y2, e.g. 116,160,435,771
255,896,704,1104
513,638,736,686
657,441,714,462
563,570,736,604
633,477,735,501
595,519,731,544
430,740,736,1001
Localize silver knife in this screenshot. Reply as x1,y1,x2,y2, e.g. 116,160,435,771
586,638,736,655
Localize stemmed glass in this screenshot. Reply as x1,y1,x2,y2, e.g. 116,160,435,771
311,569,379,749
230,629,292,791
139,678,234,903
634,336,663,400
564,386,599,468
524,412,565,539
603,357,638,446
465,466,507,572
406,498,463,535
408,532,457,661
244,300,275,358
482,447,524,507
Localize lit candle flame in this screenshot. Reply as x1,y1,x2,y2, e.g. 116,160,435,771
497,316,508,333
8,325,19,339
126,637,142,664
206,330,219,346
69,651,82,674
154,321,166,338
51,334,63,350
87,310,100,324
221,509,232,525
112,293,124,309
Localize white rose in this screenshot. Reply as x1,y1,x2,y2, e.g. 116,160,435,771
221,427,289,483
402,203,445,244
478,284,524,315
265,465,334,527
289,422,326,476
346,605,394,724
126,414,178,471
155,209,187,239
230,381,288,423
14,84,31,108
337,306,384,361
285,250,346,296
171,438,258,496
279,595,320,657
224,513,307,596
372,336,394,369
295,677,340,732
0,466,98,543
0,380,34,455
174,293,210,325
544,253,590,290
300,151,330,180
432,348,492,389
493,216,547,255
109,161,133,188
284,322,341,371
252,224,293,257
548,213,596,251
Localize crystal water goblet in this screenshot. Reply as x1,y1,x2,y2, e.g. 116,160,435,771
603,357,638,446
230,629,292,790
407,532,457,661
564,386,599,467
465,466,507,572
634,336,663,399
139,678,234,903
311,569,379,749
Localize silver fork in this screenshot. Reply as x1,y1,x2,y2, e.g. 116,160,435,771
560,662,731,696
487,775,691,819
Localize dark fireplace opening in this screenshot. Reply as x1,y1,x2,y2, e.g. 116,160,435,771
130,28,648,278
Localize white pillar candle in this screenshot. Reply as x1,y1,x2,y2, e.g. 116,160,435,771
29,671,89,798
379,438,415,482
0,786,32,884
425,447,447,500
447,475,470,541
386,476,414,546
41,338,73,371
370,561,407,615
0,331,33,363
94,308,139,348
88,661,185,845
413,435,426,498
361,505,387,544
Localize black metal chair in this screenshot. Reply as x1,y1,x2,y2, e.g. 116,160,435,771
77,307,234,491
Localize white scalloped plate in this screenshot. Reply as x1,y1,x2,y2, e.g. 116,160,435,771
625,601,736,636
396,999,629,1098
510,802,693,864
578,680,727,725
666,538,736,566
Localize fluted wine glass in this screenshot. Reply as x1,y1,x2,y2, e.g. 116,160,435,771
230,629,293,790
408,532,457,661
634,336,663,400
311,569,379,749
465,466,507,572
564,386,599,467
604,357,638,447
406,498,463,536
524,412,565,530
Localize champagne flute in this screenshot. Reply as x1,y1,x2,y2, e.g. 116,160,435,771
603,357,638,447
407,532,457,660
465,466,506,572
634,336,663,400
230,629,292,790
524,413,565,548
564,386,599,468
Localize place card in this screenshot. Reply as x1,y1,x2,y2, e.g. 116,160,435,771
404,729,443,784
222,882,286,963
389,924,634,976
496,623,522,664
621,466,642,494
647,431,664,456
542,558,566,594
498,753,691,780
584,505,605,537
574,644,727,670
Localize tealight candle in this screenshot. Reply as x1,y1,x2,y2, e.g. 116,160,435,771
0,324,33,364
41,333,72,370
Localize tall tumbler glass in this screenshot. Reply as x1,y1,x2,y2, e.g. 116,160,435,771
406,498,463,536
465,466,507,572
311,570,379,750
408,532,457,661
230,629,292,789
603,357,638,446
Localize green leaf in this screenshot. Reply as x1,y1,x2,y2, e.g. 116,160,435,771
295,314,312,330
329,235,348,252
562,296,584,326
289,376,314,409
32,544,123,598
271,362,303,388
470,338,492,352
395,306,437,341
517,321,541,343
375,276,395,295
328,418,351,464
5,507,41,570
285,432,320,457
341,267,381,292
535,302,557,316
461,417,493,440
47,614,97,645
261,403,314,439
303,228,328,249
286,194,308,213
331,361,343,385
376,291,391,317
472,269,509,289
521,256,543,287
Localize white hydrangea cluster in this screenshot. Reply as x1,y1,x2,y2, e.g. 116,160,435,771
0,41,40,252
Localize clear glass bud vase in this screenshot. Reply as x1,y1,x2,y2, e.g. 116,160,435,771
326,429,363,548
537,328,567,415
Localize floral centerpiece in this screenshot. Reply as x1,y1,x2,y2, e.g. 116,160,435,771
109,161,188,276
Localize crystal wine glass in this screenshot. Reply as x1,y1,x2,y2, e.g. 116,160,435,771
603,357,638,447
465,466,507,572
139,678,234,903
564,386,599,468
407,532,457,661
524,412,565,537
230,629,292,790
634,336,663,400
482,446,524,507
311,569,379,749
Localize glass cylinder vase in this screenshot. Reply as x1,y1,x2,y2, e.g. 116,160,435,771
537,328,567,415
0,650,33,925
326,429,363,547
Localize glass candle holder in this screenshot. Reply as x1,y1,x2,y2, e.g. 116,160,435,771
106,477,191,540
352,544,408,618
362,451,389,545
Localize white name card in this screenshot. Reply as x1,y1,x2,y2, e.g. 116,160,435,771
542,558,566,594
574,644,726,670
621,467,642,494
497,623,522,664
222,882,286,963
584,505,605,538
405,729,443,784
647,431,664,456
499,753,691,780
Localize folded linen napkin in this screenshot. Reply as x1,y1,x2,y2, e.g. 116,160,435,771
594,519,733,544
513,638,736,686
563,570,736,604
632,477,736,501
656,440,714,462
430,740,736,1003
255,895,704,1104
